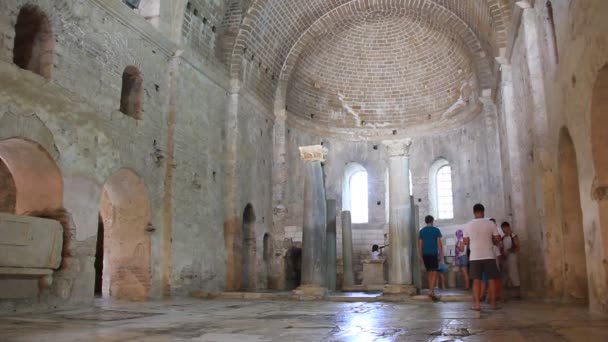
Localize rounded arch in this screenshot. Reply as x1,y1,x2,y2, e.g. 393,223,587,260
241,203,256,290
97,168,151,300
342,163,368,223
13,4,54,79
557,127,588,302
429,158,454,220
0,138,63,214
120,66,144,119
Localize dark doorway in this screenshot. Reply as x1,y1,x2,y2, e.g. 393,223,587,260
285,247,302,290
241,204,256,290
94,213,104,296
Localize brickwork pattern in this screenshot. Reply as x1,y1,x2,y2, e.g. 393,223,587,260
286,9,475,128
227,0,511,115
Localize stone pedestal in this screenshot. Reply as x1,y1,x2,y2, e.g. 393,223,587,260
295,145,328,296
326,199,337,292
362,258,385,291
341,211,355,288
383,139,416,295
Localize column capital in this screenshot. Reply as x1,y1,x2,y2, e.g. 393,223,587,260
383,139,413,157
299,145,328,162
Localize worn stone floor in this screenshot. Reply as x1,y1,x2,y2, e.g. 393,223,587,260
1,298,607,341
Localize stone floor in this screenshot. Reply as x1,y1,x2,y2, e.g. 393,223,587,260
1,298,607,341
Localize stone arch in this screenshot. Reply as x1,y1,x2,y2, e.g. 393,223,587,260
13,4,54,79
97,168,151,300
558,127,588,302
241,203,256,290
120,66,144,119
591,64,608,253
0,138,63,214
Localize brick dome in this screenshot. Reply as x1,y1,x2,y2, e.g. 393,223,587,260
285,9,478,130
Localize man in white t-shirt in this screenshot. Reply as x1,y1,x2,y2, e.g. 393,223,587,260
463,203,501,310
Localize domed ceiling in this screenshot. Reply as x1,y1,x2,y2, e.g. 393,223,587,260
220,0,512,137
286,9,478,131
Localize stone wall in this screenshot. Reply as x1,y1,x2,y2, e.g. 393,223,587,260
0,0,273,311
496,0,608,312
281,111,506,286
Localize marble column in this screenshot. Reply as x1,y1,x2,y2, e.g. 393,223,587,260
326,199,337,292
341,210,355,288
294,145,328,297
383,139,417,295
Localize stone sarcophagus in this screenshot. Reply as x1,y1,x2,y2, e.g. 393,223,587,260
0,213,63,298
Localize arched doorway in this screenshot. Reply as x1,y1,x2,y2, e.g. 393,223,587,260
558,127,588,301
0,158,17,213
591,65,608,251
241,204,256,290
96,169,151,300
0,138,63,214
284,247,302,290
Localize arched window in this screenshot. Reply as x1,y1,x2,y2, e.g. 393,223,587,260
436,165,454,219
13,4,54,79
342,163,368,224
123,0,161,27
409,170,413,196
429,158,454,220
120,66,144,119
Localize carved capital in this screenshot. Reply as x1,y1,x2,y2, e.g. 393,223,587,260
299,145,328,162
383,139,413,157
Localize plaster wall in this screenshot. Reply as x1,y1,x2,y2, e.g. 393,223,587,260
282,112,505,286
497,0,608,312
0,0,257,311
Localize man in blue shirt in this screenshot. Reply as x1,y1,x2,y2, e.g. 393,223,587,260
418,215,443,299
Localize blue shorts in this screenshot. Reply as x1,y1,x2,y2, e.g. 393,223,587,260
458,255,469,267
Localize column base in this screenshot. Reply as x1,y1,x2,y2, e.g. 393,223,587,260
383,284,418,296
293,285,328,300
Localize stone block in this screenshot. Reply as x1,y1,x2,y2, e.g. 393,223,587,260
0,214,63,269
362,258,385,287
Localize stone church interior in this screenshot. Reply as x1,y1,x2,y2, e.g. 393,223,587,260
1,0,607,340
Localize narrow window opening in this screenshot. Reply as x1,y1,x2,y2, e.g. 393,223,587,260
350,171,369,223
13,4,54,79
436,165,454,219
120,66,144,120
546,1,559,63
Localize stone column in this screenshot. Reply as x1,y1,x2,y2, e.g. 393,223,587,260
326,199,337,292
383,139,417,295
294,145,328,297
341,210,355,288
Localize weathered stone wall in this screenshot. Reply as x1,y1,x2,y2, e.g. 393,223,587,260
282,112,506,286
0,0,271,310
497,0,608,312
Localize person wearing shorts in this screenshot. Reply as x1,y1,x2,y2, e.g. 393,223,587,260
464,204,501,310
418,215,443,299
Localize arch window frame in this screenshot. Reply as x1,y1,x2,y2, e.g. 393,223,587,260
429,158,454,220
342,163,369,224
